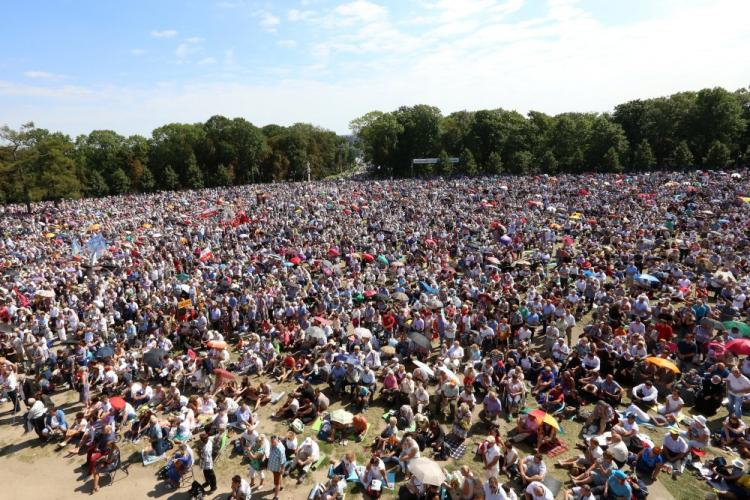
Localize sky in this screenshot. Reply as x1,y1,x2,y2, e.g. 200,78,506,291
1,0,749,137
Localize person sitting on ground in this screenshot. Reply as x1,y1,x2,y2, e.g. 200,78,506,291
285,436,320,484
630,445,664,480
373,417,399,452
362,455,387,499
43,404,68,441
525,480,554,500
558,438,602,474
661,429,688,476
272,394,300,420
519,452,547,486
584,401,616,435
535,421,559,453
58,411,88,450
311,474,345,500
570,451,616,488
564,483,595,500
330,451,358,479
165,442,194,488
721,414,747,448
631,380,658,408
229,474,252,500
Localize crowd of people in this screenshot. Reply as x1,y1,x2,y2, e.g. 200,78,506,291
1,170,750,500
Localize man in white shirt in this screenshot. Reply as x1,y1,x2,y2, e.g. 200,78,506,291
484,439,501,476
483,476,508,500
525,481,554,500
726,366,750,417
632,380,658,406
662,429,688,474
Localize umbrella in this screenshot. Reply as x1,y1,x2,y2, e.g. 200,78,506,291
362,252,375,262
426,298,444,310
94,346,114,359
377,255,389,265
143,349,167,368
409,331,432,350
109,396,126,411
213,368,237,380
408,457,446,486
305,326,327,341
34,289,56,299
391,261,404,268
645,356,680,373
353,327,372,339
207,340,227,350
726,338,750,356
499,235,512,246
437,366,461,385
392,292,409,303
412,360,434,378
330,409,354,425
486,256,501,265
529,409,560,430
723,321,750,337
635,273,660,284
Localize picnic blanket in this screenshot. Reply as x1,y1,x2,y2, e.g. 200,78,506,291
445,435,468,460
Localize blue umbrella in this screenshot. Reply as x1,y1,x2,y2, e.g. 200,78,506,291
94,346,114,359
420,281,438,294
635,273,660,283
582,270,595,278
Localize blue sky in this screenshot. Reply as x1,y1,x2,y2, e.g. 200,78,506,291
1,0,748,136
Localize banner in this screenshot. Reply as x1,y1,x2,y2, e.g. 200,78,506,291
178,298,193,309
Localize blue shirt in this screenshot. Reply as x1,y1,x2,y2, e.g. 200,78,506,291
268,443,286,472
606,475,632,498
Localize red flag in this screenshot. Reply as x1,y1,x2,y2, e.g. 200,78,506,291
199,245,213,262
14,288,29,308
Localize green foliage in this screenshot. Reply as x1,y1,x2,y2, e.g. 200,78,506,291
459,148,477,176
185,153,204,189
437,150,453,175
138,166,156,192
162,165,179,190
109,168,131,194
633,139,656,169
214,163,233,186
705,140,731,168
673,141,694,167
486,151,503,174
540,150,558,174
508,150,533,175
602,147,622,172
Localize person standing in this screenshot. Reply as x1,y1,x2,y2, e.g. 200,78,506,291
267,434,287,500
199,432,217,493
726,366,750,418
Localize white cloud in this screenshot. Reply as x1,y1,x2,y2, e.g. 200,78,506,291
277,39,297,48
130,48,146,56
258,11,280,32
23,70,66,80
184,36,205,44
288,9,316,22
4,0,750,137
198,57,217,65
150,29,178,38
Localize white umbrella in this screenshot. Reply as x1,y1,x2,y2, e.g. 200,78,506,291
305,326,326,341
353,327,372,339
330,409,354,425
438,365,462,385
408,457,446,486
412,360,434,378
426,298,443,310
35,289,55,299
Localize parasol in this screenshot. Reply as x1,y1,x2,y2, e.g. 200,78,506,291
723,321,750,337
143,349,167,368
645,356,680,373
330,409,354,425
529,409,560,430
412,360,434,377
94,346,114,359
407,457,446,486
35,289,56,299
409,331,432,350
392,292,409,303
213,368,236,380
109,396,126,411
207,340,227,350
726,338,750,356
353,327,372,339
305,326,327,341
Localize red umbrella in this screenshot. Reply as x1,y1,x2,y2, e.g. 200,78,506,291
726,338,750,356
213,368,236,380
328,248,340,257
289,256,302,265
207,340,227,350
109,396,126,411
362,253,375,263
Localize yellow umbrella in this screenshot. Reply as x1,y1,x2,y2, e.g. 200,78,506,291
88,224,101,232
45,232,56,239
741,197,750,203
529,409,559,430
569,212,583,220
143,223,152,229
645,356,680,373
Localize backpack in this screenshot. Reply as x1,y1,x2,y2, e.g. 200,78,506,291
189,480,205,499
291,419,305,434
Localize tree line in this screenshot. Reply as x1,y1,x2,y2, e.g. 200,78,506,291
0,116,356,208
352,86,750,177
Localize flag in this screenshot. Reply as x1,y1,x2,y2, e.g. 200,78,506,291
86,234,107,263
71,238,82,256
199,245,213,262
14,288,29,308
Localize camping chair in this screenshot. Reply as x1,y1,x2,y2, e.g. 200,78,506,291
100,453,129,486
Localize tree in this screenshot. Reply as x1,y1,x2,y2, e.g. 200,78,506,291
540,150,558,174
437,150,453,175
673,141,694,167
138,166,156,192
459,148,477,176
602,147,622,172
215,163,233,186
162,165,179,190
705,140,731,168
185,153,204,188
84,169,109,197
0,122,37,211
632,139,656,169
486,152,503,174
508,150,533,175
109,168,131,194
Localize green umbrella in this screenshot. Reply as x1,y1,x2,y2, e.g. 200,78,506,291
377,255,389,265
723,321,750,337
177,273,190,282
354,293,365,303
